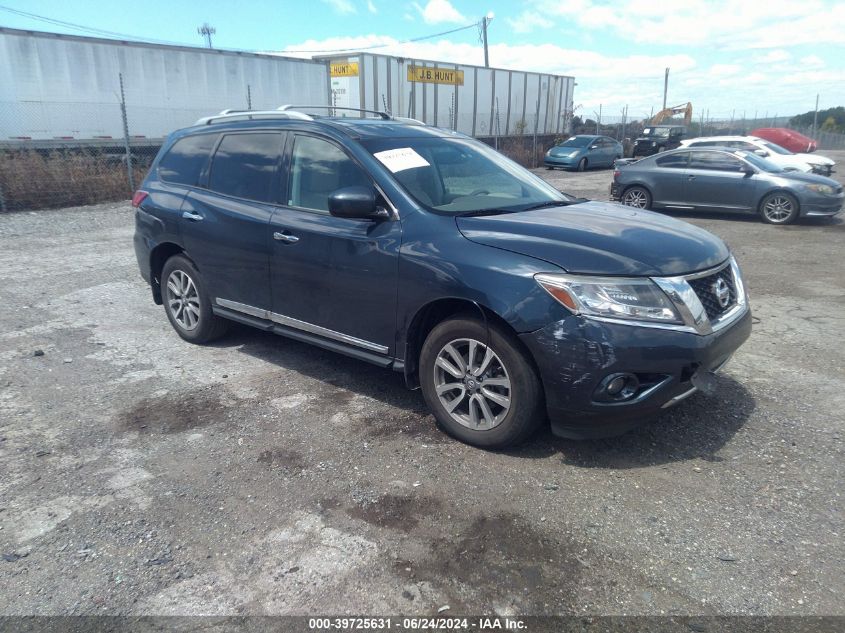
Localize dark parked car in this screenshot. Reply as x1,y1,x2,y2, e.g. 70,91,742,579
133,107,751,448
632,125,686,157
544,135,623,171
611,147,843,224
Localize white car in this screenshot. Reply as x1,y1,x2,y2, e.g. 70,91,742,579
680,136,835,175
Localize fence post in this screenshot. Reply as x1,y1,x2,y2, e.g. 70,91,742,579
119,72,135,193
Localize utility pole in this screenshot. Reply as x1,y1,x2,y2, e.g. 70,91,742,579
197,23,216,48
594,105,601,134
812,93,819,137
662,67,669,111
481,13,494,67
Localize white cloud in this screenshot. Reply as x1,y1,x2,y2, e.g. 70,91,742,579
528,0,845,49
321,0,356,14
753,49,791,64
367,0,377,13
412,0,467,25
507,11,553,34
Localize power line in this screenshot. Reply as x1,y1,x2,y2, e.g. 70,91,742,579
279,21,481,54
0,3,481,55
0,3,189,47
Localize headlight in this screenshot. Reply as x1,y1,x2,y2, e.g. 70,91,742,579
535,274,682,323
804,183,835,195
805,183,835,195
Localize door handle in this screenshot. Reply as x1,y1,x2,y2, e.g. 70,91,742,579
273,231,299,244
687,175,696,180
182,211,204,221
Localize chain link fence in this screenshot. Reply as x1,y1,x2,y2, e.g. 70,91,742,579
0,73,156,212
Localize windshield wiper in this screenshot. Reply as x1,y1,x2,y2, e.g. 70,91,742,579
521,200,575,211
458,208,524,217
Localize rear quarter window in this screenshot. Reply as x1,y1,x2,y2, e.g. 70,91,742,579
656,153,689,168
157,134,217,186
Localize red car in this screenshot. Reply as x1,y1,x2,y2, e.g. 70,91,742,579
751,127,818,153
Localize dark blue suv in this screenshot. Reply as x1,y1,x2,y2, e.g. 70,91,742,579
133,106,751,448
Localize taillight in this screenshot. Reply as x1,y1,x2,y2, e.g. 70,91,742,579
131,190,149,208
613,170,620,180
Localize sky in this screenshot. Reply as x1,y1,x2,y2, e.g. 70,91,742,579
2,0,844,121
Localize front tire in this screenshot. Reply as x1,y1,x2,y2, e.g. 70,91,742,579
161,255,229,343
759,191,799,224
577,158,587,172
419,316,544,449
621,186,652,210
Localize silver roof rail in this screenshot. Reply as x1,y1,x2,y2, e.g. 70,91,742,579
278,104,392,120
390,116,426,126
194,108,313,126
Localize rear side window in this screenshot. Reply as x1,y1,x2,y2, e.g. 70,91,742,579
656,153,689,168
689,151,744,172
208,133,282,203
158,134,217,185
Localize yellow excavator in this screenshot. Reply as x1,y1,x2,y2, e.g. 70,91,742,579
650,102,693,126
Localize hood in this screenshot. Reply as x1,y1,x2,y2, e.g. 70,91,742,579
549,146,581,156
775,170,841,187
795,152,834,166
456,202,730,276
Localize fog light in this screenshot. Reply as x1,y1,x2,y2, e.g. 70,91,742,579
606,375,628,395
595,373,640,402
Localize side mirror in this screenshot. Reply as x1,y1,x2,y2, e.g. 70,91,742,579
589,145,599,150
328,186,387,220
741,165,756,176
754,149,769,157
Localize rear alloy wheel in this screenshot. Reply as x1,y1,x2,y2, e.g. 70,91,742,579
621,186,652,209
161,255,228,343
577,158,587,172
420,317,543,448
759,192,799,225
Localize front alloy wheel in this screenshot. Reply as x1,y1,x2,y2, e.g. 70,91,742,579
419,316,543,448
434,338,511,431
759,192,799,224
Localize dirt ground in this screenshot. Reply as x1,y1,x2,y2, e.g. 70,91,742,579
1,151,843,617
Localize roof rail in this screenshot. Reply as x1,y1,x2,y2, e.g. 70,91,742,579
194,108,313,126
278,104,392,120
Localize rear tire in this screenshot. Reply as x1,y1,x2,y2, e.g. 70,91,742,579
621,186,652,210
577,158,587,172
419,316,544,449
161,255,229,344
759,191,799,225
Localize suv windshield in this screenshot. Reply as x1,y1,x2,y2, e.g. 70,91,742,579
733,150,783,173
362,137,570,214
641,127,671,138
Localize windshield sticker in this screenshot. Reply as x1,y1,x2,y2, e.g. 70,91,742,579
374,147,430,173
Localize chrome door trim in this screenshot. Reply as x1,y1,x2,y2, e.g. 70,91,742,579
215,298,389,354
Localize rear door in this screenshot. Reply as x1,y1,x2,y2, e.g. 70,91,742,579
180,131,284,311
267,133,401,356
684,151,754,210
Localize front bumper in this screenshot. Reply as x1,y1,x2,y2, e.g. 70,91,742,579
799,191,844,217
544,154,580,168
519,308,752,439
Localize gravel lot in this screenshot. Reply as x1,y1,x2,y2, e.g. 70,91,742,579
1,151,843,617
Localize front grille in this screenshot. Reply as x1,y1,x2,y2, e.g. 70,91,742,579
687,265,737,320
